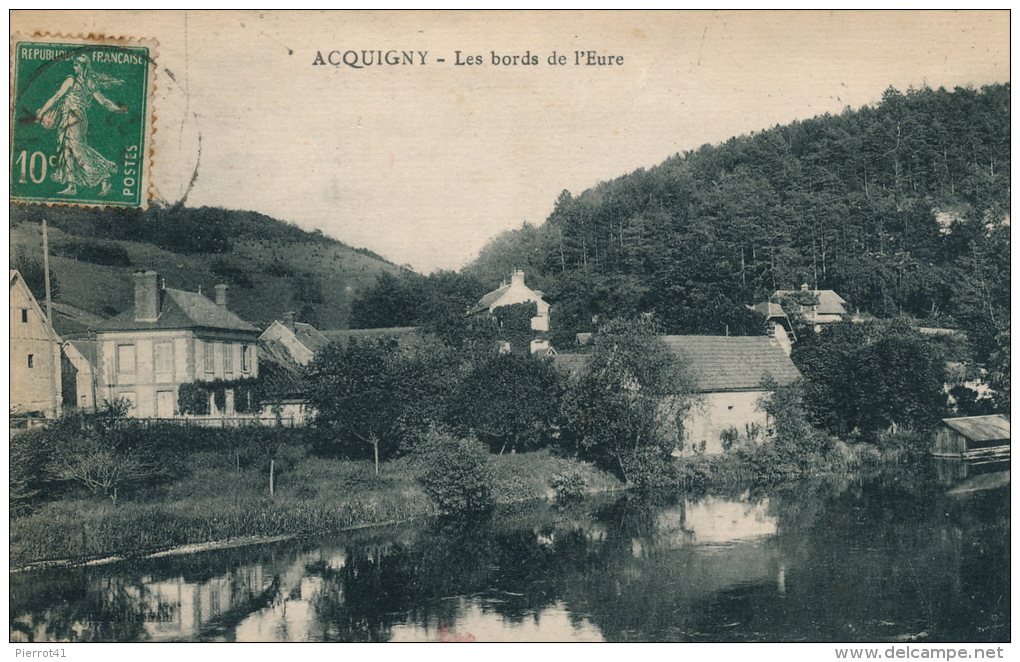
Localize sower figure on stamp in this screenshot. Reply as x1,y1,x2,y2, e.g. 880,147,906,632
35,53,127,197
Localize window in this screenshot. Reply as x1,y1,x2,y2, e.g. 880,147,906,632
117,344,136,383
204,342,215,374
21,309,28,323
223,343,234,374
154,342,173,379
241,345,252,373
27,354,34,368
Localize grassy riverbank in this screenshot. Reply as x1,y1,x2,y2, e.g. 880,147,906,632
10,449,620,568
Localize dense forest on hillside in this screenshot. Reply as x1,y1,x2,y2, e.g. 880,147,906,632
456,85,1009,359
10,84,1009,364
9,204,401,330
349,85,1009,361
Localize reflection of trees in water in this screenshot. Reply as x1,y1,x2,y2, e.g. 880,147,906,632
308,542,422,642
10,476,1008,643
307,517,585,640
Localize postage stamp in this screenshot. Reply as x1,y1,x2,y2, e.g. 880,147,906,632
10,34,156,208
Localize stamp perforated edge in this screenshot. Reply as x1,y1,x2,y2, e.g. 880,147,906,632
10,32,159,210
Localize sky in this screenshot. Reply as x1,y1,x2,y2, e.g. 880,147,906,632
11,10,1011,273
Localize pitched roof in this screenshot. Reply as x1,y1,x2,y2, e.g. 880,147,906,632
554,335,801,393
751,301,788,319
814,290,848,316
469,283,511,315
662,336,801,391
320,326,420,347
293,322,331,353
774,289,848,316
941,415,1010,442
50,302,108,338
99,288,259,333
9,269,59,340
66,339,98,366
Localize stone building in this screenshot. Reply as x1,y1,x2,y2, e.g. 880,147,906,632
95,271,260,418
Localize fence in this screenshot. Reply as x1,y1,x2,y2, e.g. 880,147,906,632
9,416,50,431
129,416,297,428
10,414,298,432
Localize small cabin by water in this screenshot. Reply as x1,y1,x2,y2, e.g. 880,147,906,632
932,415,1010,460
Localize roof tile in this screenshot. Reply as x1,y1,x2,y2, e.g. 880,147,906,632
99,288,258,333
555,335,801,393
941,415,1010,442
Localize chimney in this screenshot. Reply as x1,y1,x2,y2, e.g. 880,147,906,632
214,284,229,308
282,311,295,331
511,269,525,286
133,270,160,322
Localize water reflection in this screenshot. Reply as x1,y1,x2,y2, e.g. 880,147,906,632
9,470,1009,642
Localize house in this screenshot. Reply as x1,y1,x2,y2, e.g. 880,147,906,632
748,301,794,355
257,312,332,425
769,283,849,329
61,339,98,411
469,269,551,354
932,415,1010,461
95,271,260,418
662,336,802,454
259,312,331,367
555,335,802,455
10,269,62,418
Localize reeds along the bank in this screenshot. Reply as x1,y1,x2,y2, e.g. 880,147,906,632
10,451,621,568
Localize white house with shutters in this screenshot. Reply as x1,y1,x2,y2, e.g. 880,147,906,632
469,269,552,354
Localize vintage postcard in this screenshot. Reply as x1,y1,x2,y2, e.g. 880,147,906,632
8,10,1010,654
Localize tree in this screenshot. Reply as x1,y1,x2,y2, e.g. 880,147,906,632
45,401,166,505
10,426,55,515
450,353,565,454
10,245,59,303
455,85,1009,346
987,328,1010,414
49,436,160,505
305,336,458,472
414,428,494,515
560,318,697,482
793,320,947,438
348,271,424,329
305,340,404,473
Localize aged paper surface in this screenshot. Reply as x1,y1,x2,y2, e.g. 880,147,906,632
8,9,1010,652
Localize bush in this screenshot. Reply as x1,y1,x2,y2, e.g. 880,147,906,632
54,238,131,267
874,426,928,455
550,468,587,502
10,428,58,515
415,429,494,515
211,257,254,288
720,426,740,451
619,447,678,490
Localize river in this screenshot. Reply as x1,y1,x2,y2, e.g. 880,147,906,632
9,466,1009,642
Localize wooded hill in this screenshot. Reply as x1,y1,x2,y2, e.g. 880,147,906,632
9,204,404,333
464,84,1010,359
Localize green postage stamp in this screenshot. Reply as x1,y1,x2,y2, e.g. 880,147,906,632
10,34,156,208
